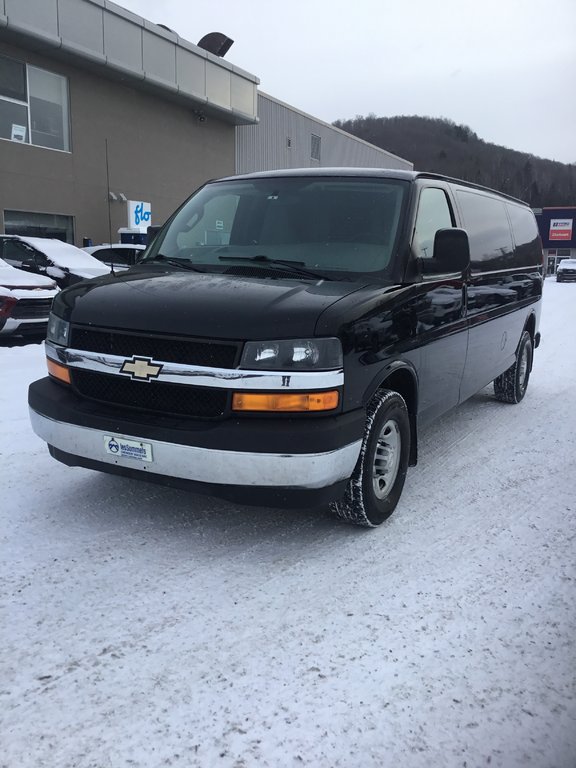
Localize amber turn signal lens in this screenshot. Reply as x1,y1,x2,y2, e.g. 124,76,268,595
46,358,71,384
232,390,339,412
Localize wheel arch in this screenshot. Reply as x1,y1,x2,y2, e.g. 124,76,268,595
523,311,537,370
365,362,419,467
524,311,536,342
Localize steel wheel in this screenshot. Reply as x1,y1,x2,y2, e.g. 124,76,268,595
517,342,530,395
372,419,401,500
494,330,533,404
330,389,411,527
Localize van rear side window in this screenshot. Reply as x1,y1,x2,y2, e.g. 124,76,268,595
456,190,513,270
506,204,542,265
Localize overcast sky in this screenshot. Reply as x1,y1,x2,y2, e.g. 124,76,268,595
118,0,575,164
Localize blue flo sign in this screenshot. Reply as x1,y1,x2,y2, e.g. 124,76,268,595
127,200,152,230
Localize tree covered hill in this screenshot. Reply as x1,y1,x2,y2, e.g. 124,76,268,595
333,115,576,207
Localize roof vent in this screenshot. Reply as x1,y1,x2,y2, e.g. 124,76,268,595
197,32,234,58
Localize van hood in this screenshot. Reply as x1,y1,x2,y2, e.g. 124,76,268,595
55,268,374,339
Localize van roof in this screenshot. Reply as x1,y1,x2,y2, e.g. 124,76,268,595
219,167,529,207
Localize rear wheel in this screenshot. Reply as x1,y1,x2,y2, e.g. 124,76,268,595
493,330,533,404
330,389,410,527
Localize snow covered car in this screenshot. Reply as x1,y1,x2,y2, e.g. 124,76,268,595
83,243,146,270
0,236,110,288
0,258,59,338
556,258,576,282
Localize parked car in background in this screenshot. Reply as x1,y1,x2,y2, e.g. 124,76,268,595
0,236,111,288
83,243,146,270
0,258,58,338
556,258,576,282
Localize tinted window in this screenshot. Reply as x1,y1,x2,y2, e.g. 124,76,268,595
0,54,27,101
506,204,542,266
413,188,454,258
456,190,513,270
2,240,36,266
28,66,70,152
0,55,69,151
149,178,408,277
0,100,28,143
94,248,131,266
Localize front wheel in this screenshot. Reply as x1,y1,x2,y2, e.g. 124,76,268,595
330,389,410,527
493,330,533,404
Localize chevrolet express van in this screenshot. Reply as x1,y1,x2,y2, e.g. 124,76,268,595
28,169,543,526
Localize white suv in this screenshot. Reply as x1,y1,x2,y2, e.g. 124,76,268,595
0,258,58,338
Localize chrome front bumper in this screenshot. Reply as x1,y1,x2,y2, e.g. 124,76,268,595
30,409,362,489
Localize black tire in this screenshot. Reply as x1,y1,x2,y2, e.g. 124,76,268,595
330,389,410,527
493,330,533,404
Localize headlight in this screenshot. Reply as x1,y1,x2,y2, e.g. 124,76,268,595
47,314,70,346
240,338,342,371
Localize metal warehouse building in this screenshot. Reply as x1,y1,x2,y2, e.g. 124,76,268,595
236,92,410,175
0,0,411,247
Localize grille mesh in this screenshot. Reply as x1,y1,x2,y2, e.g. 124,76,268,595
68,326,235,418
71,369,227,418
12,299,53,319
70,327,238,368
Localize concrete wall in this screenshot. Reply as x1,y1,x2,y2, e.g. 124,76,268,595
0,40,236,244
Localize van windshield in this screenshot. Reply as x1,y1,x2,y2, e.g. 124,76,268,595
144,177,408,279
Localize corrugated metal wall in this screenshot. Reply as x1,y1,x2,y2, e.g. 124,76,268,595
236,93,412,174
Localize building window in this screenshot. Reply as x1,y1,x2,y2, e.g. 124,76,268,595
0,54,70,151
311,134,321,162
4,210,74,243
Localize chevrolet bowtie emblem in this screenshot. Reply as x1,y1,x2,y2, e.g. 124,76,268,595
120,356,163,381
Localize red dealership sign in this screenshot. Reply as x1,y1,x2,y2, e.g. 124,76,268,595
549,219,573,240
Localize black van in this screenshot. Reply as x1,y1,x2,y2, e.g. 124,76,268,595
28,169,543,526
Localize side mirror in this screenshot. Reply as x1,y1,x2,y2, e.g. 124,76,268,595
146,225,162,245
421,228,470,274
21,259,38,272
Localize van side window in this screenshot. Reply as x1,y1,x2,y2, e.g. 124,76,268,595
413,188,454,259
456,190,513,270
506,204,542,266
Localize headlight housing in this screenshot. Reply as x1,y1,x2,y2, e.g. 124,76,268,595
239,338,342,371
47,314,70,346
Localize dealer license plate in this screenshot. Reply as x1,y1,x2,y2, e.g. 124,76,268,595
104,435,153,463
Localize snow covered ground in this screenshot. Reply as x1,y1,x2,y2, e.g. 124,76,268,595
1,280,575,768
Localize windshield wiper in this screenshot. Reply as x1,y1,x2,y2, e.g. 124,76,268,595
144,254,205,272
218,254,329,280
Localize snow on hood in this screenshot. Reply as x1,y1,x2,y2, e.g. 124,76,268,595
13,237,111,277
0,258,58,289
